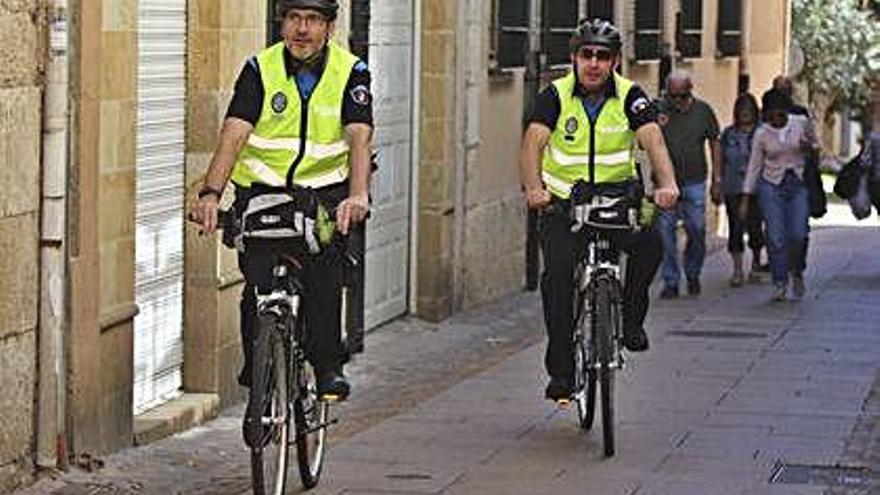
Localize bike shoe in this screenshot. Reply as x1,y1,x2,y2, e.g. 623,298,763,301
544,376,573,402
317,370,350,402
622,327,650,352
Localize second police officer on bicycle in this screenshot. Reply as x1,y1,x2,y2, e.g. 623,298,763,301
518,19,679,401
189,0,372,403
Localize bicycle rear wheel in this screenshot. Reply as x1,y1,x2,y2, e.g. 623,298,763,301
593,277,617,457
295,359,329,488
249,315,291,495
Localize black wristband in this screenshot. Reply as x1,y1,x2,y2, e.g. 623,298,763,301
198,186,223,200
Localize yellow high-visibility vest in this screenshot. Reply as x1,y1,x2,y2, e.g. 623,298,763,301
541,72,638,199
231,41,359,189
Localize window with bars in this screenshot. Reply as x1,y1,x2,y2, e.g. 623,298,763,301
267,0,283,45
491,0,529,68
544,0,579,66
677,0,702,58
716,0,741,57
490,0,579,69
634,0,663,61
586,0,614,21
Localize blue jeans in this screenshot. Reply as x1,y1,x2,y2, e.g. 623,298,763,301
658,181,706,288
756,172,809,285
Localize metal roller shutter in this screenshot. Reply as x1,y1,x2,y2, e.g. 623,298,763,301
134,0,186,413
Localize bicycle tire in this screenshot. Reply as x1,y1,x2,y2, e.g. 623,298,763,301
574,334,597,430
250,314,291,495
593,276,616,457
295,359,329,488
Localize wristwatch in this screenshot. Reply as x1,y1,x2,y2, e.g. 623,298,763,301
198,186,223,200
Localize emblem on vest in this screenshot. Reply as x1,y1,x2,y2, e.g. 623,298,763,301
271,92,288,114
565,117,579,135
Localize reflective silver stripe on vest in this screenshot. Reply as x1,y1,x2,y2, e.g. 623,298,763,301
247,134,300,151
548,145,632,167
295,166,349,189
305,140,349,160
242,159,285,186
242,157,348,189
247,134,349,159
542,171,572,196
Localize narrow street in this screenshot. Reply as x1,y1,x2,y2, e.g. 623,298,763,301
17,208,880,495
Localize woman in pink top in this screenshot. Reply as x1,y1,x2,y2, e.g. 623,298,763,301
740,89,817,301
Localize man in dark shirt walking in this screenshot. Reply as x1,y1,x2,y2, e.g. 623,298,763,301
656,71,721,298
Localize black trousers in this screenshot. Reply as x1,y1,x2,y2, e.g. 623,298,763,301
539,207,662,380
235,185,348,375
724,194,764,254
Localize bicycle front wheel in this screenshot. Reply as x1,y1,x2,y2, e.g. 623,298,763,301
593,277,617,457
295,360,329,488
574,333,597,431
249,315,291,495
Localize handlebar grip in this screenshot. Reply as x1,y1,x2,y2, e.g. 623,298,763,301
217,209,237,230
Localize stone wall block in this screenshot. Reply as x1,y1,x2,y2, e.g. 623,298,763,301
0,213,38,340
0,12,41,87
188,28,220,92
186,93,220,153
0,331,35,463
424,0,456,31
102,0,136,31
100,31,136,101
0,87,41,217
191,0,220,30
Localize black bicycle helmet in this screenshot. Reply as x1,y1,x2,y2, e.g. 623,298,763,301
277,0,339,21
570,18,622,52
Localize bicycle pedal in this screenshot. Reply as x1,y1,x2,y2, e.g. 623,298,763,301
320,394,341,403
555,398,571,407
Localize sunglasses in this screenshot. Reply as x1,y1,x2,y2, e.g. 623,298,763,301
577,47,615,62
668,91,692,100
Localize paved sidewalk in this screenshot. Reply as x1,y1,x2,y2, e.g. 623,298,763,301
15,215,880,494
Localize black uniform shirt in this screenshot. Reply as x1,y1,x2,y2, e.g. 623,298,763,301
226,44,374,127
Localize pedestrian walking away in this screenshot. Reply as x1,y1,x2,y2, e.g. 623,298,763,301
518,17,679,403
656,71,722,298
741,88,817,301
718,92,766,286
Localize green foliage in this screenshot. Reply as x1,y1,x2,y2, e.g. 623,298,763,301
793,0,880,106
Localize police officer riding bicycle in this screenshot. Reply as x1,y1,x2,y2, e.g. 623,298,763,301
189,0,373,403
518,18,679,401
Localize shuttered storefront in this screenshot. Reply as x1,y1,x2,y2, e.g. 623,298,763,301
134,0,186,413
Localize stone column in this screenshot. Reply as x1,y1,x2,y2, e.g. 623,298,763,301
415,0,458,321
67,0,138,455
184,0,266,405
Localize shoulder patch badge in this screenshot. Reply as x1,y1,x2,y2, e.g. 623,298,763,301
565,117,579,134
349,84,371,106
630,96,650,114
271,91,288,114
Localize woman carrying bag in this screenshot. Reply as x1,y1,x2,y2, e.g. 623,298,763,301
740,89,818,301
